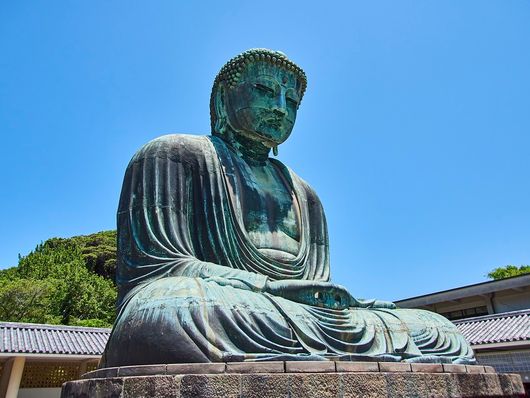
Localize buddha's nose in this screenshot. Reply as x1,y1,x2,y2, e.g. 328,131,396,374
272,95,287,116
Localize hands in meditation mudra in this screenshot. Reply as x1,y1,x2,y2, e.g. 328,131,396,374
101,49,475,366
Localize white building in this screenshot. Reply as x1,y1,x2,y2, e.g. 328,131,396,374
0,322,108,398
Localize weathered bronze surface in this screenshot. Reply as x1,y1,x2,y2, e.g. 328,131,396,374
101,49,475,367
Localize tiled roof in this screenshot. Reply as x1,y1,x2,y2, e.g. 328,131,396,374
0,322,111,356
454,309,530,346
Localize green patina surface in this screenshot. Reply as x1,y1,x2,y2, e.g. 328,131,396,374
101,49,476,367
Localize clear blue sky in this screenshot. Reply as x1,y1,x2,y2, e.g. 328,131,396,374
1,1,529,301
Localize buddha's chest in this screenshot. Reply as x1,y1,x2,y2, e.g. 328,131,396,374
228,161,301,257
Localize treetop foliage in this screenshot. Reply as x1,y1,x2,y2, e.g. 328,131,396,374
0,231,117,327
487,265,530,280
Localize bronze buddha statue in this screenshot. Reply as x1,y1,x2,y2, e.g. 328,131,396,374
101,49,475,367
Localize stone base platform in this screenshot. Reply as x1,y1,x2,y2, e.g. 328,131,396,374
62,361,525,398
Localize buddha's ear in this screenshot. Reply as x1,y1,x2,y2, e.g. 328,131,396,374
213,84,229,137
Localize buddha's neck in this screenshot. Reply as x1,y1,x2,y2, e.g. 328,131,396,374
225,132,271,164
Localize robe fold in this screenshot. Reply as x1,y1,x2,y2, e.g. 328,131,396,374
101,134,475,367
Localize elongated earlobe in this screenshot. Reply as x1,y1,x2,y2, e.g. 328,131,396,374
273,146,278,156
214,86,228,137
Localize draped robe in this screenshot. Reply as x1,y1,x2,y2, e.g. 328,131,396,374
101,134,475,367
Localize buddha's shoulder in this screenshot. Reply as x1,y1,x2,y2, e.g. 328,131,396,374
295,176,322,206
130,134,216,163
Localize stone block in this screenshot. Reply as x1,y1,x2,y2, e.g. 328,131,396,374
498,373,515,396
379,362,411,372
285,360,335,373
425,373,461,398
508,373,527,396
118,364,166,377
98,378,123,398
465,365,485,374
442,363,466,373
62,378,123,398
341,373,387,398
61,379,96,398
226,361,284,373
387,373,432,397
241,373,290,398
289,373,340,398
123,375,176,398
455,373,492,397
481,373,504,396
81,367,119,380
410,363,443,373
484,365,496,373
179,374,241,398
498,373,526,397
166,363,225,375
335,361,379,373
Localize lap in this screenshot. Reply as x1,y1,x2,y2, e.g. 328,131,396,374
123,276,456,339
102,276,472,366
127,277,454,329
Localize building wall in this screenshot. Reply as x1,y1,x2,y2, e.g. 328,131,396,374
493,288,530,313
412,286,530,320
18,387,61,398
426,297,486,313
476,348,530,385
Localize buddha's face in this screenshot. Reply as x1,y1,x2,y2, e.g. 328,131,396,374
224,62,303,147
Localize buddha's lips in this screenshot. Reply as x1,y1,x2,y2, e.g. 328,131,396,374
262,118,282,128
260,114,293,129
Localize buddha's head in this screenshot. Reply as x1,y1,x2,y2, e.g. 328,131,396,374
210,49,307,152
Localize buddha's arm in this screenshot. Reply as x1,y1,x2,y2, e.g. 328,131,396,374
169,260,269,292
172,263,394,310
154,252,393,309
264,279,396,310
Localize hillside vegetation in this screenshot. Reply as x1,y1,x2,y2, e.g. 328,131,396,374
0,231,117,327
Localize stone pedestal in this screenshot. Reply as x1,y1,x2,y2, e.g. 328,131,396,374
61,361,526,398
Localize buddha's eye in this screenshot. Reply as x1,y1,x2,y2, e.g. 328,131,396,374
286,96,299,106
254,83,275,95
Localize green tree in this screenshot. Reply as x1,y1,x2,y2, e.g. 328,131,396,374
49,261,117,326
73,230,117,281
0,278,53,323
0,231,118,327
487,265,530,280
